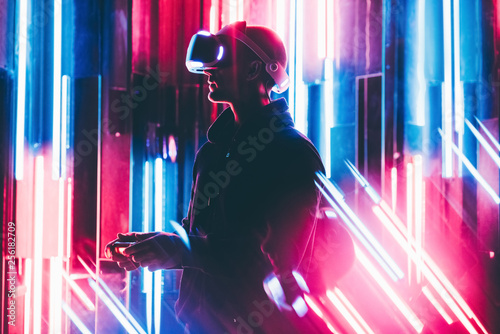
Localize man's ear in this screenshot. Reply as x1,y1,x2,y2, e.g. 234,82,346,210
247,60,263,81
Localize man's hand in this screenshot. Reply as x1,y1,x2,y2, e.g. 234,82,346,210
121,232,184,271
105,232,185,271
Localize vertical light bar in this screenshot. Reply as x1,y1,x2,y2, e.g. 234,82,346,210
229,0,237,23
154,158,163,334
391,167,397,212
237,0,244,20
66,178,73,258
24,259,32,333
52,0,62,179
168,136,177,163
16,0,29,180
326,0,335,59
442,0,453,177
142,161,152,334
406,163,413,285
318,0,326,59
334,0,340,69
276,0,286,41
294,0,307,134
333,288,375,334
33,156,44,334
61,75,70,178
324,0,335,177
415,0,426,126
355,245,424,333
414,155,423,283
324,59,334,178
453,0,463,135
288,0,296,121
209,0,219,34
326,290,368,334
49,257,63,333
365,0,372,71
61,301,93,334
453,0,464,176
422,286,453,324
58,178,65,257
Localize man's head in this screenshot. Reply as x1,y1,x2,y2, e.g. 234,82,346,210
186,22,288,105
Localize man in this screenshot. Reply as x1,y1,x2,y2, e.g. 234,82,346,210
106,21,326,333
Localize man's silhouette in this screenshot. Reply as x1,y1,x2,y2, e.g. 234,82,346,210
106,21,326,333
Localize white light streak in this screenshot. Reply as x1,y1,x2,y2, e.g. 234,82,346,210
61,301,93,334
16,0,29,180
53,0,62,179
443,0,453,177
33,156,44,334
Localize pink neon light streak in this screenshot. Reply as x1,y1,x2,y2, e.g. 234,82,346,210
422,286,453,325
373,204,486,333
355,244,424,333
332,288,375,334
33,156,45,334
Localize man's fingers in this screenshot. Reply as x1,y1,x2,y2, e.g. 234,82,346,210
134,232,160,241
123,240,153,256
117,233,138,241
146,264,160,272
130,251,156,264
117,260,139,271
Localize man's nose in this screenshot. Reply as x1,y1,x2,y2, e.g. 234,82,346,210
203,69,215,76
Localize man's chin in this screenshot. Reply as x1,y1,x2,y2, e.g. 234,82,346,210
207,91,227,104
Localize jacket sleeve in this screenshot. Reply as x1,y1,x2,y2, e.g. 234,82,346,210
260,137,325,275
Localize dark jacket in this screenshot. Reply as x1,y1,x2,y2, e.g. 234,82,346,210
176,98,325,333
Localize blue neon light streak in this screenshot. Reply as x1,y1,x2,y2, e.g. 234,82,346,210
61,301,92,334
52,0,62,179
475,116,500,151
15,0,29,180
142,161,153,333
315,178,403,282
439,129,500,204
97,278,147,334
170,220,190,250
88,279,139,334
345,160,381,203
61,75,70,179
465,119,500,168
154,158,164,334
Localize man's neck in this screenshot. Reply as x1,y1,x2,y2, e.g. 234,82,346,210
230,95,270,127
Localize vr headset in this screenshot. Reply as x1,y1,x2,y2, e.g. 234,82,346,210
185,27,289,94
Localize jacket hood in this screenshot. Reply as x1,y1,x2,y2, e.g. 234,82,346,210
206,98,293,144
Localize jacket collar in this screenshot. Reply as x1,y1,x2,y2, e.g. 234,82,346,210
207,98,292,144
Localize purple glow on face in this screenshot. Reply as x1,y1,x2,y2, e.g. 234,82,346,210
187,61,204,70
217,46,224,60
292,296,308,317
292,271,310,293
